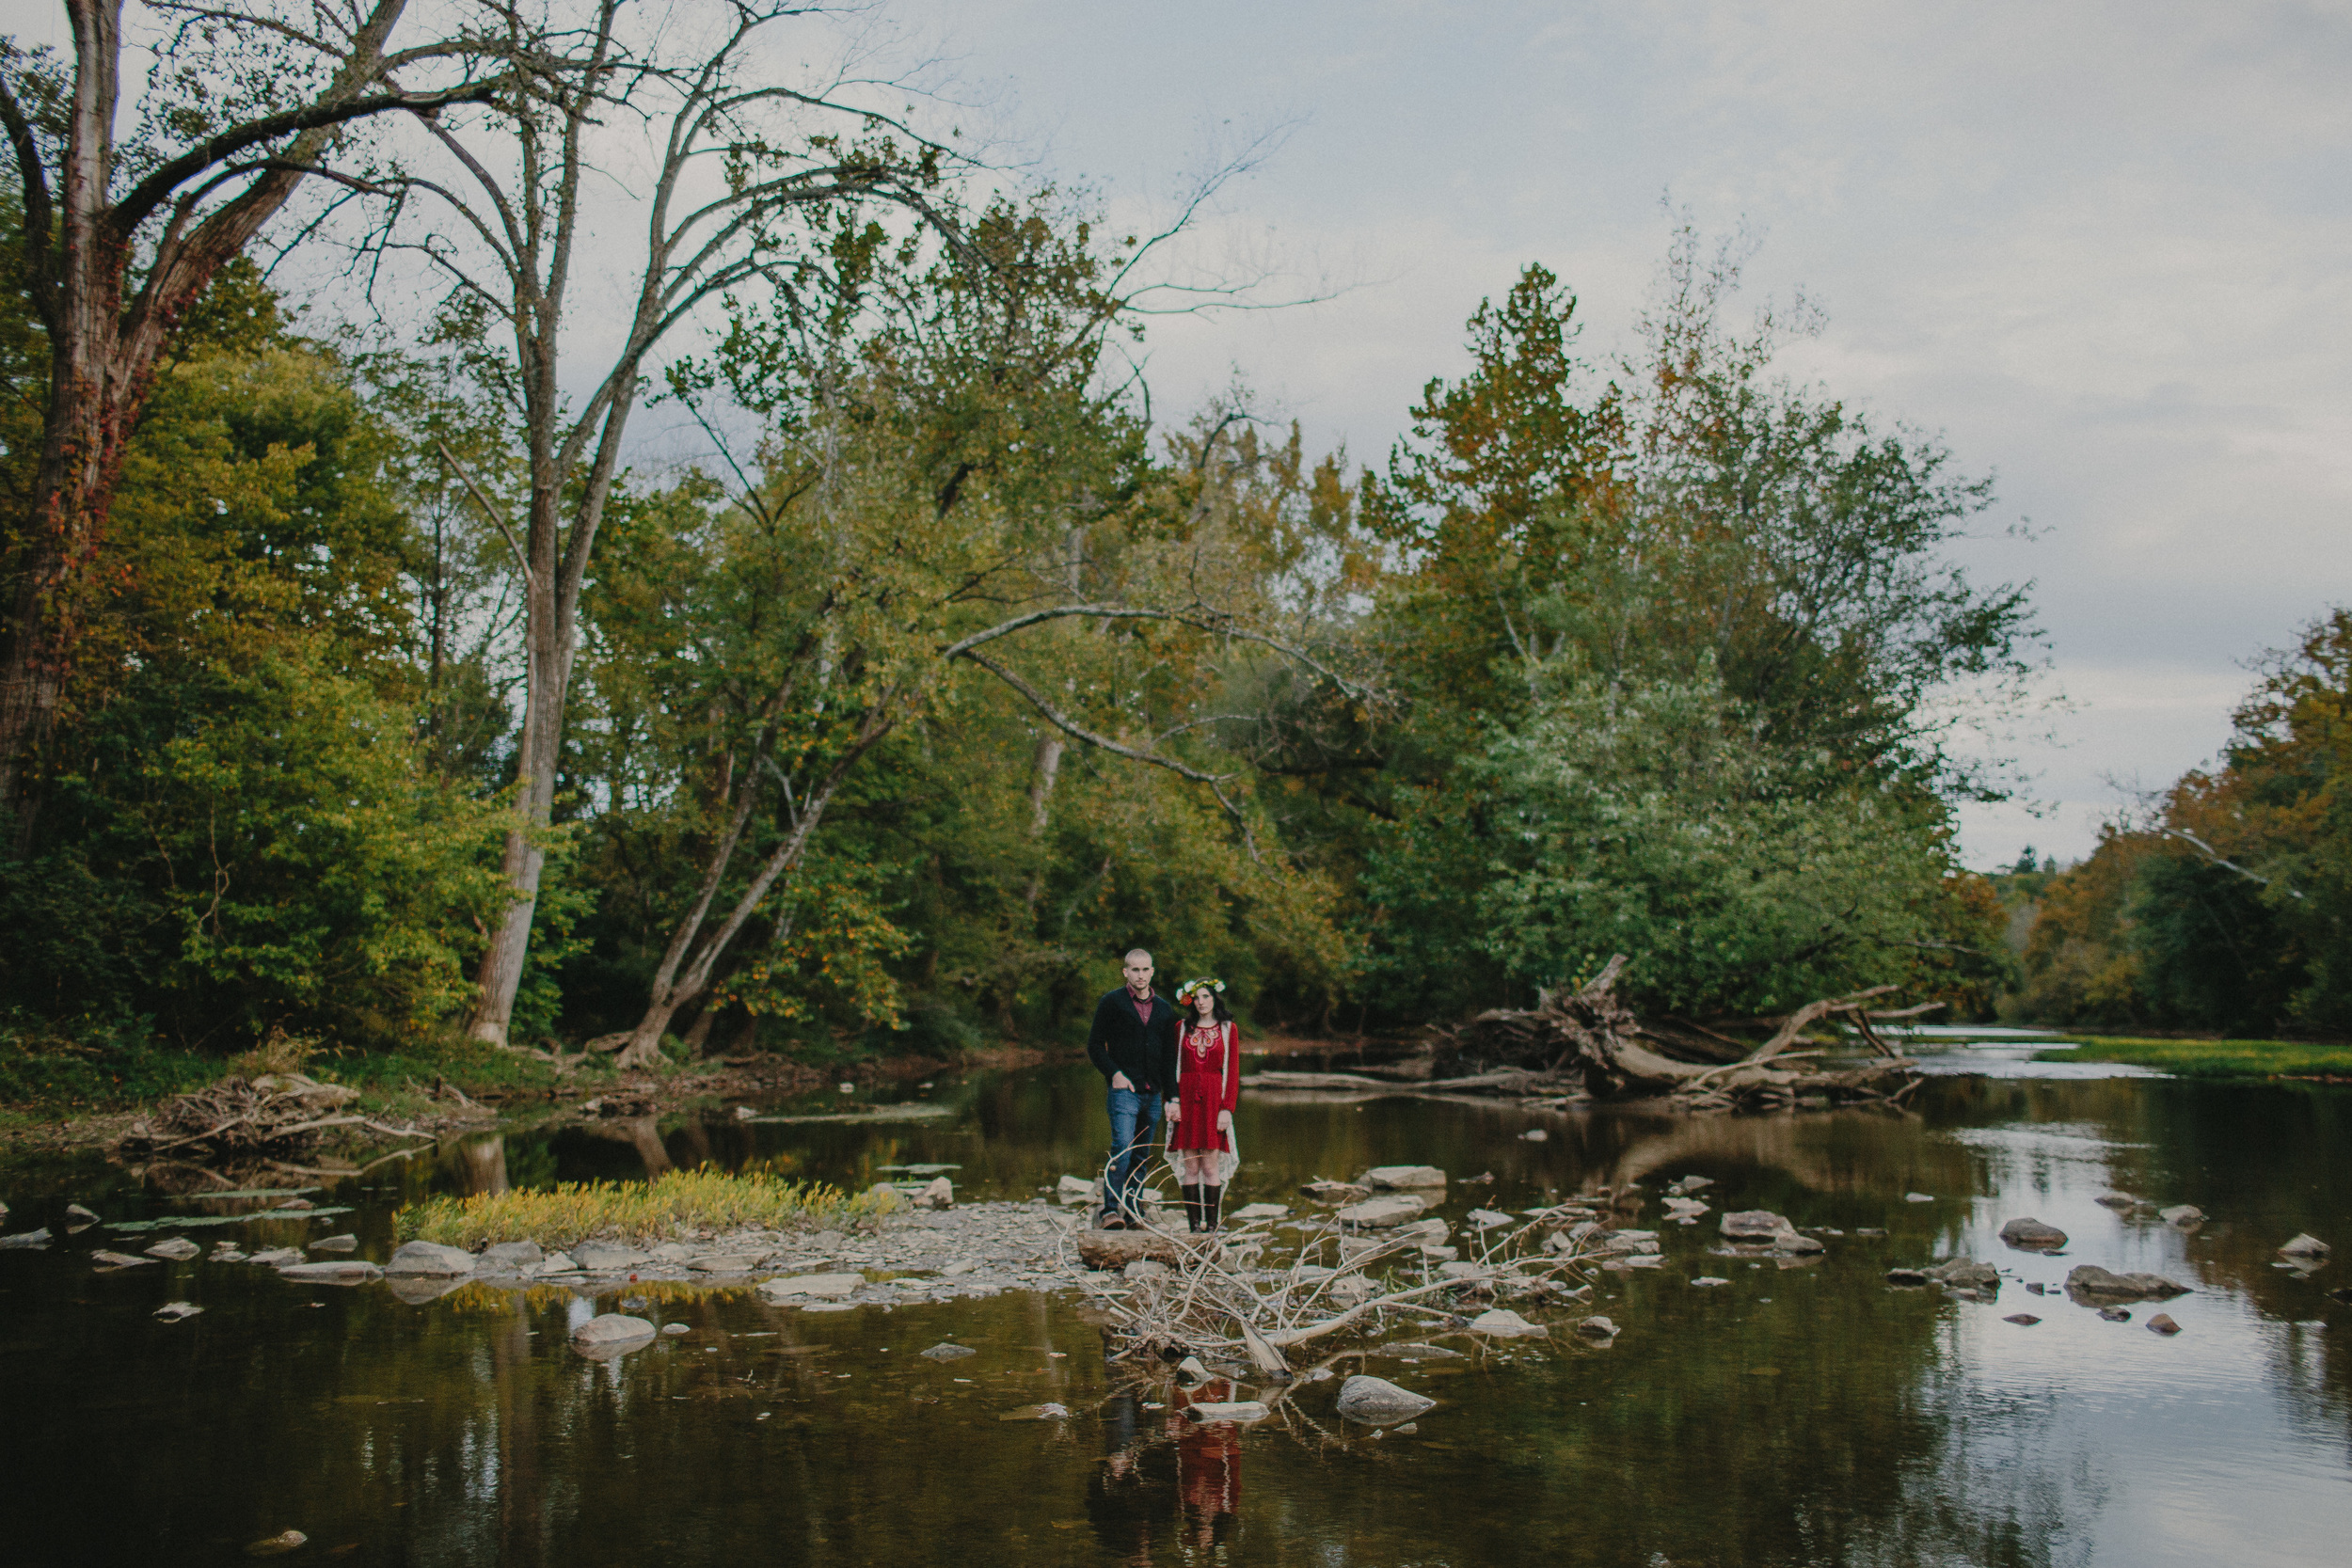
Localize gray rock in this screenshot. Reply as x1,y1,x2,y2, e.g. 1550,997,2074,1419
2066,1264,2188,1301
1667,1175,1715,1196
660,1322,691,1336
246,1529,309,1556
1927,1258,2000,1291
1574,1315,1620,1340
478,1240,544,1272
1775,1233,1826,1256
2147,1312,2181,1335
1334,1373,1437,1423
2279,1233,2330,1259
386,1241,475,1277
145,1237,200,1260
1232,1203,1290,1221
1057,1175,1096,1201
1520,1129,1549,1142
912,1177,955,1211
1721,1211,1795,1241
1468,1307,1545,1337
757,1271,863,1301
2159,1205,2203,1228
1123,1259,1168,1282
1302,1180,1371,1204
2095,1193,2138,1210
152,1299,203,1323
1904,1192,1936,1203
91,1250,154,1269
1185,1401,1269,1422
1364,1165,1447,1190
210,1245,246,1263
570,1313,657,1352
0,1227,53,1249
1884,1268,1931,1286
1336,1195,1429,1228
277,1260,383,1284
1998,1217,2069,1251
2098,1307,2132,1322
2003,1313,2041,1326
1691,1276,1731,1287
1175,1355,1210,1384
64,1203,99,1224
573,1242,650,1271
734,1104,757,1120
534,1252,579,1275
308,1234,358,1253
246,1248,303,1266
920,1342,977,1360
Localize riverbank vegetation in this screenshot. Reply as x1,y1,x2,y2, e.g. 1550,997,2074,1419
1999,610,2352,1040
4,3,2045,1117
2035,1036,2352,1081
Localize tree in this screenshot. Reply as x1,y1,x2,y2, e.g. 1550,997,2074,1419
353,0,995,1047
0,0,497,827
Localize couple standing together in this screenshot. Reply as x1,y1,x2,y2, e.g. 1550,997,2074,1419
1084,948,1240,1234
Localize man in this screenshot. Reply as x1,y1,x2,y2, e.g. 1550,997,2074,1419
1085,948,1181,1228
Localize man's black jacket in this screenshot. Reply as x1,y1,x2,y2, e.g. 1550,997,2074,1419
1086,988,1180,1096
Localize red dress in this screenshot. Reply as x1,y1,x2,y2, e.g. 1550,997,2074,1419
1168,1021,1239,1152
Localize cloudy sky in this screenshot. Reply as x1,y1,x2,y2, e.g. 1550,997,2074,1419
882,0,2352,868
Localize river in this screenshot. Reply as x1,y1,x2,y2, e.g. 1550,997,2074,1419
1,1041,2346,1566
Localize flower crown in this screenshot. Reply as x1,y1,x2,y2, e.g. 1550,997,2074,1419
1174,977,1226,1004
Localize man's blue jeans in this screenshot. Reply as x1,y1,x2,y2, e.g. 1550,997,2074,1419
1104,1086,1163,1220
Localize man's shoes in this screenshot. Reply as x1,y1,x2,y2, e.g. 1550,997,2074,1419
1099,1213,1127,1231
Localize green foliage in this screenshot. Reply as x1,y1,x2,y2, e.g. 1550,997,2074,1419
1363,662,1963,1018
2013,609,2352,1036
2033,1035,2352,1080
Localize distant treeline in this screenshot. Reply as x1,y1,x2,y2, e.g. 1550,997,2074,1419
1998,610,2352,1038
0,8,2040,1067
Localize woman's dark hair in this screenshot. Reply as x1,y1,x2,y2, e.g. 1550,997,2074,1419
1181,989,1233,1027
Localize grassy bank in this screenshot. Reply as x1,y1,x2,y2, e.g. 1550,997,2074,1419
2037,1035,2352,1080
397,1168,902,1249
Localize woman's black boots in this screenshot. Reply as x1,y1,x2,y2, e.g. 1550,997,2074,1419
1200,1184,1223,1232
1181,1184,1203,1233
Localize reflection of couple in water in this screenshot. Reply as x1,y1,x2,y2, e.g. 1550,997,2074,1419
1087,1378,1244,1561
1086,948,1242,1234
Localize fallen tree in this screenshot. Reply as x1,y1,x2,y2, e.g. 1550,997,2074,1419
1373,956,1933,1111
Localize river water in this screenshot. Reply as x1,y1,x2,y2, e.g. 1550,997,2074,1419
2,1043,2347,1566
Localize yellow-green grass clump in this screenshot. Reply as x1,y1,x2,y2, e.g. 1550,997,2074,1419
398,1168,900,1249
2035,1036,2352,1080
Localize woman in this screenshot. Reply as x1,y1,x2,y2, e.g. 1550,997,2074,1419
1164,977,1241,1233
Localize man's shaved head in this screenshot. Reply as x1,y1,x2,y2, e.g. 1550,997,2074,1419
1123,948,1152,965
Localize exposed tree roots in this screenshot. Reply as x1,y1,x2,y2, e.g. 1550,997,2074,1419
115,1074,426,1158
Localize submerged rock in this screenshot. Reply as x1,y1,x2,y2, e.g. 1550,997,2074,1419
1998,1218,2069,1252
1884,1268,1931,1286
1468,1307,1546,1338
1336,1196,1428,1229
2279,1233,2330,1259
478,1240,545,1272
2158,1205,2203,1228
246,1248,302,1266
144,1238,200,1260
91,1250,155,1270
2095,1193,2138,1211
570,1314,657,1355
1520,1129,1549,1142
308,1234,358,1254
1364,1165,1447,1191
2002,1313,2041,1326
1334,1374,1436,1423
1185,1401,1269,1422
278,1260,382,1284
1721,1211,1794,1241
245,1529,308,1557
2066,1264,2188,1301
920,1342,977,1360
1232,1203,1290,1221
997,1402,1072,1421
386,1242,475,1277
660,1322,691,1336
153,1301,204,1323
1301,1180,1371,1204
1926,1258,2000,1291
63,1203,99,1227
1573,1315,1620,1341
758,1272,864,1301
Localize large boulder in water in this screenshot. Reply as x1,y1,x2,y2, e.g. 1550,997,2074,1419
2066,1264,2188,1302
1336,1195,1428,1228
1998,1217,2068,1252
387,1241,476,1277
570,1314,657,1357
1364,1165,1447,1191
1334,1374,1435,1423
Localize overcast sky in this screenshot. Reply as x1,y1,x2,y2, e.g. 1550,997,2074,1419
882,0,2352,868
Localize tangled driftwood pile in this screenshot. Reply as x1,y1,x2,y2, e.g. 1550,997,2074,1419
117,1074,422,1158
1259,956,1932,1113
1070,1203,1614,1375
